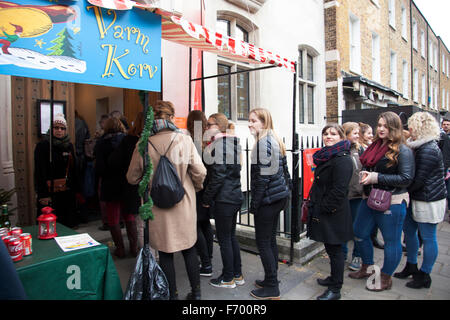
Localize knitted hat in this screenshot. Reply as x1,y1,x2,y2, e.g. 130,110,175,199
53,113,67,127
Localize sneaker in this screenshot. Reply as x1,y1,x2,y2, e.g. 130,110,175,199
233,275,245,286
209,275,236,288
199,266,213,277
348,257,362,271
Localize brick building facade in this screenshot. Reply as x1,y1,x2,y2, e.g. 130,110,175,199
325,0,450,124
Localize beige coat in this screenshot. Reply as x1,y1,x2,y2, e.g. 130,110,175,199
127,130,206,253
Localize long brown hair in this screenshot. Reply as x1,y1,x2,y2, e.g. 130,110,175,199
187,110,207,151
153,100,175,120
249,108,286,156
375,111,404,167
103,117,126,134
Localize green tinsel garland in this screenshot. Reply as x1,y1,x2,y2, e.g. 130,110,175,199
137,92,154,221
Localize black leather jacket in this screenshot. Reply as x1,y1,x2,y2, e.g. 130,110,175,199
363,144,415,196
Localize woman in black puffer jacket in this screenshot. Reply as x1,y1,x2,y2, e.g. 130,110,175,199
394,112,446,289
248,108,291,300
202,113,244,290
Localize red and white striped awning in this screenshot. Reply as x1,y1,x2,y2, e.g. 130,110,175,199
161,15,296,72
87,0,296,72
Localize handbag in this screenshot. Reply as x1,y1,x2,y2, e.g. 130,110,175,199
47,154,71,193
367,187,392,212
301,189,312,224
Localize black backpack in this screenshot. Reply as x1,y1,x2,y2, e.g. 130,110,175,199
148,133,185,208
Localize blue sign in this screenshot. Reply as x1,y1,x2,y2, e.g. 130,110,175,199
0,0,161,91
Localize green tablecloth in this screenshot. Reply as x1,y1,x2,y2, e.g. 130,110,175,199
14,223,123,300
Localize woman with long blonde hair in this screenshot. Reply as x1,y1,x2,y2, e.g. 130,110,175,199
349,112,414,292
248,108,291,300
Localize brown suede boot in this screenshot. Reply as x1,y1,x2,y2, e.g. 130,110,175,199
125,220,138,257
366,272,392,292
348,264,374,279
109,224,125,258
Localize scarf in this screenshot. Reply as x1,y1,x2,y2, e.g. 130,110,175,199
359,139,389,168
313,140,351,166
151,119,179,135
44,133,71,150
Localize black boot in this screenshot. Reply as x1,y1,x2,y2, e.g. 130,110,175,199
406,270,432,289
317,276,334,287
316,289,341,300
394,262,418,279
186,285,201,300
250,286,280,300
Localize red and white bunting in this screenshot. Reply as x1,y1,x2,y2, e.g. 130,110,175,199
162,16,296,73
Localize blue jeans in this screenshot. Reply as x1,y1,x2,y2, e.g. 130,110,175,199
342,198,362,259
353,199,406,275
403,206,439,274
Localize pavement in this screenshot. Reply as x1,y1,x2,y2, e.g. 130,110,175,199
77,212,450,300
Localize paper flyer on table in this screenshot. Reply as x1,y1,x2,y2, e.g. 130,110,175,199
54,233,101,252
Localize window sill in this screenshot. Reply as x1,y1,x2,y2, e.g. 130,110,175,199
389,24,396,31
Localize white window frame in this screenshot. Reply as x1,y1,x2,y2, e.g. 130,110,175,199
429,41,433,67
349,13,361,74
372,32,380,82
421,74,426,106
421,30,425,58
298,45,319,125
413,68,418,102
434,44,438,71
389,0,396,29
216,16,254,121
401,6,407,40
412,19,417,50
390,50,397,91
443,88,446,109
402,60,408,99
443,54,446,74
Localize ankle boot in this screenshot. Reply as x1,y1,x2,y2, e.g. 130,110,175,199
349,264,373,279
109,224,125,258
366,272,392,292
125,220,138,257
393,262,418,279
406,270,431,289
186,285,201,300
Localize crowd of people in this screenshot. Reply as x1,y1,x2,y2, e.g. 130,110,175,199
308,111,449,300
32,104,449,301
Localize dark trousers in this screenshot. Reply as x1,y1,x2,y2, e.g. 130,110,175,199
158,246,199,298
195,217,214,268
255,198,287,288
214,202,242,282
324,243,345,292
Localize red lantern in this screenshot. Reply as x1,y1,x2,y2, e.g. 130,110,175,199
37,207,58,239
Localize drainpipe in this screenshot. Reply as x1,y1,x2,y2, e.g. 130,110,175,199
410,1,414,106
